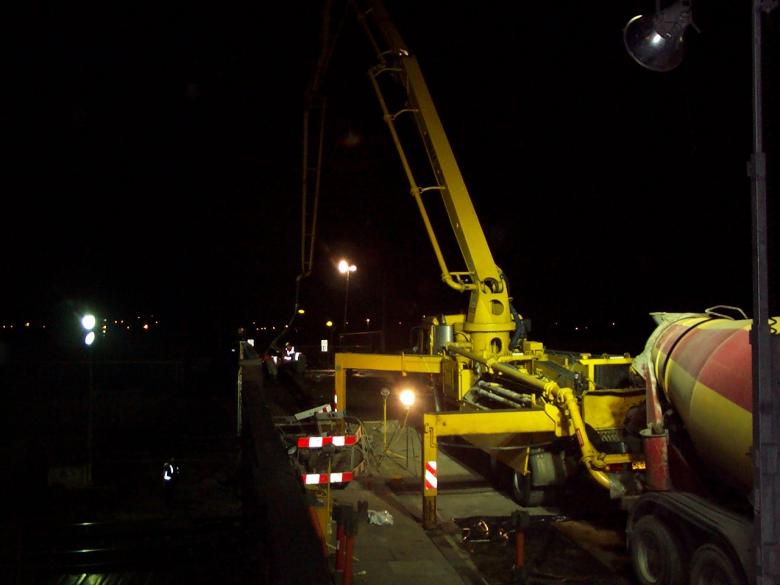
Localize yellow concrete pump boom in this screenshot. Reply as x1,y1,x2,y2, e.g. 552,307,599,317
353,0,516,358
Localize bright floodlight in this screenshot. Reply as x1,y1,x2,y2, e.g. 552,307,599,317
84,331,96,346
338,259,356,274
81,314,96,331
399,388,416,408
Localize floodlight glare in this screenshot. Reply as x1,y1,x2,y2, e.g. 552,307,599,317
84,331,96,346
338,259,356,274
399,388,416,408
81,314,97,331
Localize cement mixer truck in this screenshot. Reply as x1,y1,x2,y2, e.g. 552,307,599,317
626,309,757,585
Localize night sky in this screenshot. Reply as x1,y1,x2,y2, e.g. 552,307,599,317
2,1,777,354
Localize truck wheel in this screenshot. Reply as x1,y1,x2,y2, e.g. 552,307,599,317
689,543,746,585
512,471,544,507
630,515,685,585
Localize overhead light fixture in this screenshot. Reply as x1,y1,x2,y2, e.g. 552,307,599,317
624,0,695,72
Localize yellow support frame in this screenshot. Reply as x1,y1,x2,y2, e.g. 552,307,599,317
334,350,640,529
421,409,561,528
334,352,443,412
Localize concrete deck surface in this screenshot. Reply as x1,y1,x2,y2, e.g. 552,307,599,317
325,420,531,585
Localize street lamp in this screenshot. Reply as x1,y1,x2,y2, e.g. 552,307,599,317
81,314,96,345
81,313,97,485
624,3,779,581
337,259,357,328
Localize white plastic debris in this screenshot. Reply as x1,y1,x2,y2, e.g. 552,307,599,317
367,509,394,526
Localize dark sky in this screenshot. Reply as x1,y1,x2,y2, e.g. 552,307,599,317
2,1,777,352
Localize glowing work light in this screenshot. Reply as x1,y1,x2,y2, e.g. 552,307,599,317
399,388,416,409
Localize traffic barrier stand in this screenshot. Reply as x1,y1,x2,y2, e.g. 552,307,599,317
274,412,367,485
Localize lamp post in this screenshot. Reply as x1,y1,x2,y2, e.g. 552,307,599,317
81,313,96,486
338,259,356,328
381,387,391,452
624,3,779,581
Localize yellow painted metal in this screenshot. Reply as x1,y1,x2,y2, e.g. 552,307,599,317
420,406,631,527
540,353,633,392
582,391,646,431
362,1,516,363
422,409,561,498
431,409,561,437
685,376,752,491
440,358,461,402
334,352,442,412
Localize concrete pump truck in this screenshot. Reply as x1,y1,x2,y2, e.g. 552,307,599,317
304,2,771,584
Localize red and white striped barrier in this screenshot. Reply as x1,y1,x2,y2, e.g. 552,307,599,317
302,471,354,485
297,435,358,448
424,460,437,490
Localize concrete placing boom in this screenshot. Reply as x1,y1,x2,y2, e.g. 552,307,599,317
320,3,766,584
353,0,516,361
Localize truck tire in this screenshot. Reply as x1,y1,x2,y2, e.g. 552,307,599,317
689,543,746,585
512,471,545,507
630,515,685,585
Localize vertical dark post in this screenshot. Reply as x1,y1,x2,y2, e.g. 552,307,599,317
334,505,347,573
87,355,94,486
750,1,779,583
511,511,530,584
343,271,350,329
343,507,356,585
380,270,387,352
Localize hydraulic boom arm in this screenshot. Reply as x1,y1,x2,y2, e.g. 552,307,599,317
354,0,516,355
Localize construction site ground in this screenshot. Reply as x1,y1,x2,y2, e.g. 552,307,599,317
289,366,640,585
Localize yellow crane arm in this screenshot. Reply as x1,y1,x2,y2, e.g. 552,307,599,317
354,0,516,351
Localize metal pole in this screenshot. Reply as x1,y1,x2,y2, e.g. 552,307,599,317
383,397,388,452
237,341,244,437
750,1,778,583
87,356,94,486
343,271,350,328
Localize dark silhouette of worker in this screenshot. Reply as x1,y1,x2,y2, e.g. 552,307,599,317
162,458,180,507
